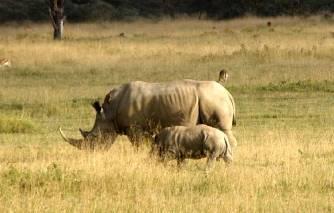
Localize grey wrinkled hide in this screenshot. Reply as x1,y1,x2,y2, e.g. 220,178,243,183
102,80,236,145
153,125,233,170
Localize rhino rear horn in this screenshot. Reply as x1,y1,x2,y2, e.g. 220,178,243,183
79,128,89,138
92,101,101,113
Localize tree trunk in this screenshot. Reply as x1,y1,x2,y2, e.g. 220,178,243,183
53,19,64,40
48,0,65,40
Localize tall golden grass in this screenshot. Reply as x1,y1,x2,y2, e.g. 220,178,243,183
0,16,333,212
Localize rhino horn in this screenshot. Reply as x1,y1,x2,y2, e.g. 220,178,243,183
59,127,84,149
79,128,90,138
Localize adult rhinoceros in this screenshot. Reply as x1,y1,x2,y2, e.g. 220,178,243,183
59,79,237,150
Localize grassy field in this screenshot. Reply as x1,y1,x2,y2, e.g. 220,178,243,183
0,16,334,212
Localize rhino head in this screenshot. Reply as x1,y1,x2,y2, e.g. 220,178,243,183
59,101,117,150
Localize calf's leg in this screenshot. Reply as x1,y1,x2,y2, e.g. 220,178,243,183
206,152,219,172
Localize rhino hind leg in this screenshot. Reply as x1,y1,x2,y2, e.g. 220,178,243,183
224,130,237,148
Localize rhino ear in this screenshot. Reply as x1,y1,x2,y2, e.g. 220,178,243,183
92,101,102,113
104,88,115,103
104,94,111,103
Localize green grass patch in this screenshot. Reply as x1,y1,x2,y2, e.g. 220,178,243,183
0,103,24,111
0,164,83,195
229,80,334,93
0,116,36,133
259,80,334,92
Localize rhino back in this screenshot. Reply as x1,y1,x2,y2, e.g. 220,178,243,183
115,81,199,130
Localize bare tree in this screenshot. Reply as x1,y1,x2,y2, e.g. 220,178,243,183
48,0,65,40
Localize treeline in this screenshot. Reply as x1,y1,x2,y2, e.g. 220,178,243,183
0,0,333,22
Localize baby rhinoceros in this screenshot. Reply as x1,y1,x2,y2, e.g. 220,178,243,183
152,124,233,170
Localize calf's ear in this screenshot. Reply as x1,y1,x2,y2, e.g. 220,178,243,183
92,101,102,113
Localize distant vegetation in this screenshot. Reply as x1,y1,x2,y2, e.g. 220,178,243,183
0,0,333,22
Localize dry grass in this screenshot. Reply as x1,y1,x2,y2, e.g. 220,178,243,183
0,16,334,212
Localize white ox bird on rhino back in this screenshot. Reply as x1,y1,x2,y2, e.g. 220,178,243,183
153,124,233,170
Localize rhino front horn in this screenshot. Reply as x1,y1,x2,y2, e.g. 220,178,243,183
59,127,84,149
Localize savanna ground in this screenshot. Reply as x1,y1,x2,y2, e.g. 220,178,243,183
0,16,334,212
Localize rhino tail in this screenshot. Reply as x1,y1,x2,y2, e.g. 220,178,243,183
228,93,236,126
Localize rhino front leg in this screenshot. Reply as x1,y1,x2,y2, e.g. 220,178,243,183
177,157,186,168
128,137,141,148
126,127,145,148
